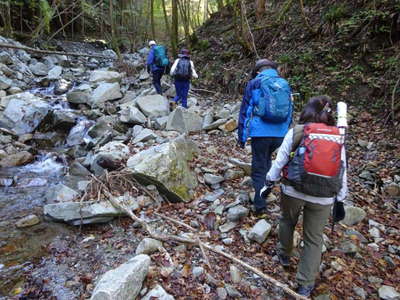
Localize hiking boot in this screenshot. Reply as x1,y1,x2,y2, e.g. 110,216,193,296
297,285,314,297
278,252,290,267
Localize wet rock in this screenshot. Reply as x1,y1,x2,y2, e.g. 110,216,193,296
0,75,12,90
248,219,272,244
46,183,79,203
90,254,150,300
119,105,146,124
3,92,51,134
47,66,63,80
0,151,33,167
166,107,203,133
229,265,241,283
29,62,49,76
132,128,157,144
203,189,224,202
44,196,138,225
142,284,174,300
91,141,130,175
0,51,13,64
69,161,91,177
204,173,224,185
66,120,94,146
135,238,163,255
341,206,367,226
66,90,91,104
227,205,249,222
378,285,400,300
136,94,169,118
126,135,198,202
91,82,122,107
89,70,122,83
15,214,40,228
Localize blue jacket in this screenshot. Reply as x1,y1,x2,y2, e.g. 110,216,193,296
146,46,165,73
238,69,292,144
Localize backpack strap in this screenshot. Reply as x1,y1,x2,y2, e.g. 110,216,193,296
290,124,304,155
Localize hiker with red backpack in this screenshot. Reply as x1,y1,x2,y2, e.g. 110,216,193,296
238,59,293,216
260,95,347,297
170,48,198,108
146,40,170,95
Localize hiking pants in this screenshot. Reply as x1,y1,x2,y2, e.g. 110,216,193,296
251,137,283,211
173,79,190,108
278,193,332,286
152,69,164,95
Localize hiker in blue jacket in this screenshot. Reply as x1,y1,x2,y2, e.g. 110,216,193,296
238,59,292,216
146,40,166,95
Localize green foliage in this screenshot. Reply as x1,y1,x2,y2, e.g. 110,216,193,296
194,39,210,51
323,4,348,23
39,0,53,34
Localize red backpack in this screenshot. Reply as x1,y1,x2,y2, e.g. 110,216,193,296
283,123,344,197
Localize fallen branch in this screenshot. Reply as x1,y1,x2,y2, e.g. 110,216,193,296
0,42,115,60
191,87,217,94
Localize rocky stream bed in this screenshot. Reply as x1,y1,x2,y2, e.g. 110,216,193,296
0,36,399,299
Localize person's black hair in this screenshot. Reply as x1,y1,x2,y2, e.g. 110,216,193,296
299,95,335,126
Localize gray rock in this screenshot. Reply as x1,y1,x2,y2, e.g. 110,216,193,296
91,82,122,107
341,206,367,226
202,118,227,131
369,227,380,238
16,214,40,228
359,170,374,181
0,75,12,90
192,266,204,278
384,183,400,197
217,287,227,299
142,284,174,300
224,169,245,180
0,51,13,64
47,66,63,80
126,135,198,202
202,111,214,128
339,240,359,254
46,183,79,203
228,158,251,176
344,229,368,243
89,70,122,83
353,286,367,299
225,284,242,297
119,105,146,124
248,219,272,244
91,141,130,175
219,221,238,233
229,265,241,283
136,94,169,118
102,49,118,59
66,91,91,104
166,106,203,133
139,70,150,80
203,189,224,202
204,173,224,185
154,116,169,130
132,128,157,144
29,62,49,76
378,285,400,300
66,120,94,146
3,92,50,134
70,161,91,177
44,196,138,225
135,238,163,255
0,151,33,168
90,254,150,300
216,108,231,120
227,205,249,222
7,86,22,94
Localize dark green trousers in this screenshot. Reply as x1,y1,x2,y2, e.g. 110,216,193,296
278,193,332,286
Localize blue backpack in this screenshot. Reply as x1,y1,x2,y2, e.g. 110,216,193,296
253,75,291,123
153,45,169,67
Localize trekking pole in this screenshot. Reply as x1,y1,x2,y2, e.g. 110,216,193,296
332,102,348,232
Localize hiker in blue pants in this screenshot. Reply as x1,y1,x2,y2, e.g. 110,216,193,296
146,40,169,95
237,59,293,216
170,49,198,108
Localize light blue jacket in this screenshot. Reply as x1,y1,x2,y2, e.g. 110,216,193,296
238,69,292,143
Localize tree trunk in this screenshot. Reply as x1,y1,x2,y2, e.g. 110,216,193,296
171,0,179,57
256,0,265,20
217,0,224,11
150,0,156,39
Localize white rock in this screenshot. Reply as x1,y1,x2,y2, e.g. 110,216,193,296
135,238,163,255
90,254,150,300
192,266,204,278
91,82,122,107
132,128,157,144
229,265,241,283
47,66,63,80
119,106,146,124
378,285,400,300
166,106,203,133
89,70,122,83
136,94,170,118
142,284,174,300
248,219,272,244
227,205,249,222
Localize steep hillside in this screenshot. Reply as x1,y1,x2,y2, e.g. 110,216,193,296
192,0,399,118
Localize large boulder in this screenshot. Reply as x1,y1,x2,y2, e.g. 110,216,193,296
91,141,130,175
119,105,146,124
90,254,150,300
127,135,198,202
166,107,203,133
91,82,122,107
0,151,33,168
44,196,139,225
29,62,49,76
341,206,367,226
136,94,169,118
89,70,122,83
47,65,63,80
0,75,12,90
3,92,51,134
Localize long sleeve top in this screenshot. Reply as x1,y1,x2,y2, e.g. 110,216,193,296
266,128,348,205
170,58,198,79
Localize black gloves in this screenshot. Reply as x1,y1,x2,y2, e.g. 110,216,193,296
260,181,274,199
238,140,245,149
146,65,151,73
333,201,345,222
